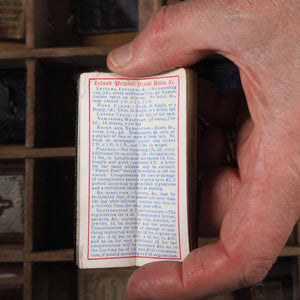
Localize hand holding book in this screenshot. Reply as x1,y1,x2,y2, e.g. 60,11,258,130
107,1,300,299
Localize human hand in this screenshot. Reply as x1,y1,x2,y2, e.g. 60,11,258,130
107,0,300,299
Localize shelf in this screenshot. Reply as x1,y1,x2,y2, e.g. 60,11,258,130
0,47,110,65
281,246,300,257
0,249,74,263
0,41,26,51
0,146,75,160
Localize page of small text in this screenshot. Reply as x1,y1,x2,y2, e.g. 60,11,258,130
78,70,189,268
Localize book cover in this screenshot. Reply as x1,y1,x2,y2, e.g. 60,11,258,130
0,0,25,40
76,68,197,268
0,175,24,234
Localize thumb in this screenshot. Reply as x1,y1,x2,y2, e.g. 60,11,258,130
106,0,258,76
107,0,224,76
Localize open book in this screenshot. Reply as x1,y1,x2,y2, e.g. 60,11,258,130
76,68,198,268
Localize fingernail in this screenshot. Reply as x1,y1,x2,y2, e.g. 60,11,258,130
109,43,132,69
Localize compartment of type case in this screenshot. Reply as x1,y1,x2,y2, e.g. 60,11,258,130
41,0,138,47
32,262,77,300
33,61,79,147
33,158,75,250
0,70,26,145
0,160,25,245
0,263,23,300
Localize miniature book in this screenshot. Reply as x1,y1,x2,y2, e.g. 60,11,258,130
76,68,197,268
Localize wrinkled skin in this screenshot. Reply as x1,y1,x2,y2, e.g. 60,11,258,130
107,0,300,299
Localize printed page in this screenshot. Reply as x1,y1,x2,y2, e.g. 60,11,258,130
134,70,189,265
77,69,190,268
